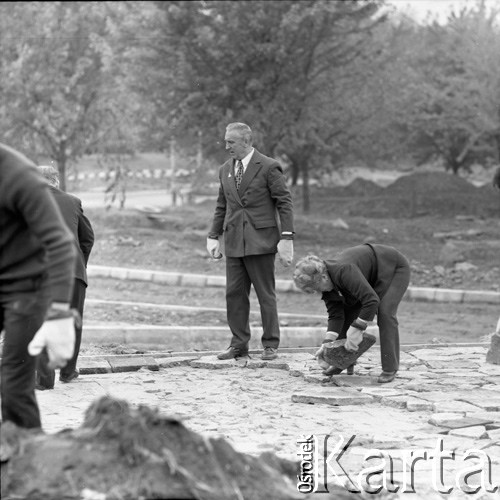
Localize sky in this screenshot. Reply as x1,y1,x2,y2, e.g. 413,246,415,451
385,0,493,23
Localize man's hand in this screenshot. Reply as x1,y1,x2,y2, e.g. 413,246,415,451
206,237,222,259
28,309,79,369
314,331,339,369
277,239,293,267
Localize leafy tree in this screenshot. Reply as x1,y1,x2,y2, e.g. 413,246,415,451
0,1,138,190
130,0,387,212
390,1,500,173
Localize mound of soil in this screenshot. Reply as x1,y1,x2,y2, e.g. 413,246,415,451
0,396,359,500
333,171,500,218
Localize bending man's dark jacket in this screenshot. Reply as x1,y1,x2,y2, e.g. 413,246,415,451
48,186,94,286
321,244,405,333
0,143,76,302
209,149,294,257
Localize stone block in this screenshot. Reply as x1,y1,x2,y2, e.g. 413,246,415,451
413,391,464,403
245,360,267,369
264,360,290,370
78,357,112,374
291,388,374,406
432,401,482,414
87,265,112,278
463,290,500,304
126,269,154,281
190,357,237,369
428,413,467,426
407,287,436,302
486,333,500,365
107,355,159,373
486,428,500,441
448,425,488,439
205,275,226,287
459,393,500,411
322,333,377,369
158,356,199,368
360,387,405,400
302,373,328,384
380,395,408,409
429,415,494,429
434,289,464,303
406,397,434,412
109,267,129,280
332,375,377,388
180,274,207,287
151,272,182,285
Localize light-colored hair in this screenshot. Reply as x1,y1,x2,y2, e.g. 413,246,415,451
38,165,60,188
293,255,327,293
226,122,253,144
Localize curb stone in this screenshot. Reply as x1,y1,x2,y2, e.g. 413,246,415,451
87,265,500,304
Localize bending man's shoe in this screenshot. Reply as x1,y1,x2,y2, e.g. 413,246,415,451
35,384,53,391
59,370,79,383
378,370,397,383
323,366,343,376
217,347,248,360
261,347,278,360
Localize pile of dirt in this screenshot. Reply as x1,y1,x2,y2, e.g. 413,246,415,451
311,171,499,218
0,396,358,500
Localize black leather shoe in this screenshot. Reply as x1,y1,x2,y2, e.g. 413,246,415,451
346,363,355,375
217,347,248,360
261,347,278,360
323,366,343,376
35,384,53,391
59,370,79,383
378,370,397,383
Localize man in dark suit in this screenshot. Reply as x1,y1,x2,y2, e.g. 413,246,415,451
0,143,76,429
36,165,94,388
293,244,411,383
207,122,294,361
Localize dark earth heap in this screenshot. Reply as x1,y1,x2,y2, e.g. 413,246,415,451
1,395,363,500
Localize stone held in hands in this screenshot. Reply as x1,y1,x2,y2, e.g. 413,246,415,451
322,333,377,370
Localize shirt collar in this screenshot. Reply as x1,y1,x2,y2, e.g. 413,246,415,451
239,148,254,170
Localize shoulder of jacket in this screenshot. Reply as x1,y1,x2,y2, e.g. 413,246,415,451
253,150,278,165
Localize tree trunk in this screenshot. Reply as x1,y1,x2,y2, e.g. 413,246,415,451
57,153,67,192
302,162,310,214
290,159,299,186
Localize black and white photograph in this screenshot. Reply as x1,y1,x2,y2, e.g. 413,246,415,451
1,1,499,498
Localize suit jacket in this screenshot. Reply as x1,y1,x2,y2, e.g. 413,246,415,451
209,149,294,257
322,244,406,330
49,186,94,286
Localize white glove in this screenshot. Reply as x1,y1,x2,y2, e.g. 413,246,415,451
277,239,293,267
344,326,364,352
206,237,222,259
314,331,339,368
28,317,75,369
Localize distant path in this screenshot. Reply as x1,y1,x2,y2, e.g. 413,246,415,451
72,189,215,210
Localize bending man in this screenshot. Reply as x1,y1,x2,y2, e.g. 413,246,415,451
293,244,410,383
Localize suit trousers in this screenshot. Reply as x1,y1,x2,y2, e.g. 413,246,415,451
60,278,86,377
226,253,280,351
336,254,410,372
1,286,51,429
37,278,86,386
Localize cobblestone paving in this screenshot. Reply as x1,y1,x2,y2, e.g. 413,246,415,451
37,347,500,499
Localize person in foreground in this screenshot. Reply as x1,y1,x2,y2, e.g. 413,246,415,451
207,122,294,361
0,143,77,429
293,244,411,383
36,166,94,388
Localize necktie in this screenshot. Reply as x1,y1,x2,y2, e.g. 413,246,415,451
235,160,243,190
